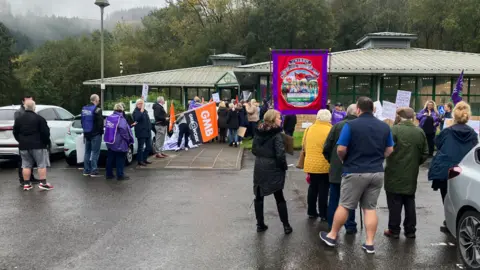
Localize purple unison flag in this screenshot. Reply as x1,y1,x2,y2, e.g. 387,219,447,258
452,70,464,105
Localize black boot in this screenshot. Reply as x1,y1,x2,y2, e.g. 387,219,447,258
254,200,268,232
277,201,293,234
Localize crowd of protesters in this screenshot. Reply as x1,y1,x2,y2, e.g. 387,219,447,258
12,92,478,253
249,96,478,256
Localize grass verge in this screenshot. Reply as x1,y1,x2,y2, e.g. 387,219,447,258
242,131,304,150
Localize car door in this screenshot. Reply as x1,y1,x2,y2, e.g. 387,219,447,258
53,107,75,148
37,108,65,153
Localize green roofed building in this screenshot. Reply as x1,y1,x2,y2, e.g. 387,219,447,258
234,32,480,115
83,53,245,108
84,32,480,114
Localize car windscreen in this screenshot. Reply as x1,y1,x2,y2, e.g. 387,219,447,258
0,109,16,120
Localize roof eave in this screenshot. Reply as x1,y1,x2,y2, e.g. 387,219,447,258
355,35,418,47
83,81,217,87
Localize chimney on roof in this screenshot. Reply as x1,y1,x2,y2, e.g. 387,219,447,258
356,32,418,49
209,53,246,66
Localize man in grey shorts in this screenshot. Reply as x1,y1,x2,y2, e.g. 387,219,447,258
13,100,54,191
320,97,394,254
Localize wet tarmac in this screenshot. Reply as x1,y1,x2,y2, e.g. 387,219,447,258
0,154,462,270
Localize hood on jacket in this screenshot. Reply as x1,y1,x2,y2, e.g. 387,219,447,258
450,124,478,143
255,123,282,145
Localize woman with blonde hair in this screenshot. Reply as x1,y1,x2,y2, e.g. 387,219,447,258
417,100,440,156
252,109,292,234
303,109,332,220
429,101,478,230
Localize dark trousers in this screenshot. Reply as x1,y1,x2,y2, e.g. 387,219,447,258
177,123,190,148
137,136,152,163
248,121,257,138
254,187,289,225
426,133,435,156
440,186,448,204
106,150,126,178
328,183,357,230
386,191,416,234
307,173,330,218
219,128,227,143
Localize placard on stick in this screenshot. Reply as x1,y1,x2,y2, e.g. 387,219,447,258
395,90,411,108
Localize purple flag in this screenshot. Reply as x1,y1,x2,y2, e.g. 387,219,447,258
452,70,464,105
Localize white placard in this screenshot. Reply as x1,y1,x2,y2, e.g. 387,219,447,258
76,134,85,164
301,122,313,129
101,83,106,90
382,101,397,121
212,93,220,103
374,101,385,120
395,90,411,108
242,91,252,101
142,84,149,102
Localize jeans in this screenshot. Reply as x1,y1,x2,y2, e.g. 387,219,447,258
328,183,357,231
155,124,167,154
307,173,330,218
228,128,238,143
106,150,126,178
137,136,152,163
83,135,102,174
386,192,416,234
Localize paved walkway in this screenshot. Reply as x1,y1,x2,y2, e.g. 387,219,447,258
143,143,243,170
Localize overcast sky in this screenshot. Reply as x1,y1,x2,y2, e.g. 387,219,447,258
7,0,166,19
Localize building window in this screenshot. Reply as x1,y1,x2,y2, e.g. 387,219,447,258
418,77,434,96
187,88,197,101
334,95,355,107
382,76,399,96
221,89,232,101
436,77,452,96
328,75,337,102
170,87,182,102
199,88,209,101
469,95,480,116
355,76,372,97
338,76,354,94
470,78,480,95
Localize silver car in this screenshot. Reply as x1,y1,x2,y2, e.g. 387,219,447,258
0,105,74,160
444,143,480,269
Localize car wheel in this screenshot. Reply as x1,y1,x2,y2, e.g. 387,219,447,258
66,156,77,166
457,210,480,269
125,146,133,166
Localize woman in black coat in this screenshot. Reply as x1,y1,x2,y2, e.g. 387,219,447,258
429,101,478,230
252,109,292,234
226,103,240,147
217,102,229,143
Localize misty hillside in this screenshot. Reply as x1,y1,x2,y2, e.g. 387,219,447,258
0,7,154,52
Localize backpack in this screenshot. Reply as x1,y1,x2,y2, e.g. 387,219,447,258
81,104,97,133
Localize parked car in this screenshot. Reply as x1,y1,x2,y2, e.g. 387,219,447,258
444,143,480,269
63,111,156,166
0,105,74,160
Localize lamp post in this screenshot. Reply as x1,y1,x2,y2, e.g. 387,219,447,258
95,0,110,110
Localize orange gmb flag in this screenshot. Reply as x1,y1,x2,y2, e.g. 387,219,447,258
169,101,176,131
184,102,218,144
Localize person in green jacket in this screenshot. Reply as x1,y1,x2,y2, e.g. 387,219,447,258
384,107,429,239
323,104,358,234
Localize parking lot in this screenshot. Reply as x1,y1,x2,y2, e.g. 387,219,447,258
0,152,464,270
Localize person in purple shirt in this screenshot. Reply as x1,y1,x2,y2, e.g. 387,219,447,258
104,103,134,181
188,96,203,110
416,100,440,156
331,102,347,125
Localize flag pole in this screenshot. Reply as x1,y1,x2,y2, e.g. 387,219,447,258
269,48,273,107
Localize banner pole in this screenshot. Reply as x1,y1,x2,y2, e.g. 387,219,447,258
269,48,273,106
328,48,332,109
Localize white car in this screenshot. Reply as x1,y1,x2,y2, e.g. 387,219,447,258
0,105,74,160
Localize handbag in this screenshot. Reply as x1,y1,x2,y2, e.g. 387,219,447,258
282,133,294,155
296,127,310,169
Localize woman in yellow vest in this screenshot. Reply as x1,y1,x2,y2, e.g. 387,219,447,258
303,109,332,220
